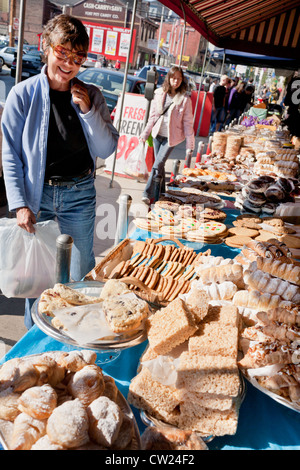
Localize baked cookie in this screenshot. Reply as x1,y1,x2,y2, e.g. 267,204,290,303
199,207,227,221
133,217,161,232
102,294,149,333
87,396,123,447
148,208,178,225
154,200,180,213
228,226,259,238
225,235,254,248
100,279,131,300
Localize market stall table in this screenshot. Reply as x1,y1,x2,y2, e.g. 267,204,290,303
1,205,300,451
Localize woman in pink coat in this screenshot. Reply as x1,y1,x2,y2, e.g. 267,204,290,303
140,66,195,204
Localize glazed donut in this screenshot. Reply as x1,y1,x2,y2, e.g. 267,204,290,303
46,398,89,449
67,365,105,407
18,384,57,420
87,396,123,447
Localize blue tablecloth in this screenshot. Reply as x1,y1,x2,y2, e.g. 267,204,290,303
1,206,300,450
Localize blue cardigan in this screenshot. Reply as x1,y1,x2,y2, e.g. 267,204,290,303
1,65,119,215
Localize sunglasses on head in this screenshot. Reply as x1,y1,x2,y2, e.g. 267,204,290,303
50,44,87,65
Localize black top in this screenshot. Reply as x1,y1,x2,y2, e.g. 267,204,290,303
45,88,93,180
213,85,226,109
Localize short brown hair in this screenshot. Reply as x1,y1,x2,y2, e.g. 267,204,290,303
162,66,187,94
42,14,89,55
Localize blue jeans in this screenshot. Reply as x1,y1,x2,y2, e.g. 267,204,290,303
210,107,226,133
143,135,174,200
24,174,96,329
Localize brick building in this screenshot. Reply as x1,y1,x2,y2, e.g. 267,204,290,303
160,19,207,71
1,0,160,68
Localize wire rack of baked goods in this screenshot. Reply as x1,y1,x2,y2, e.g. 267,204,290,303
0,350,141,450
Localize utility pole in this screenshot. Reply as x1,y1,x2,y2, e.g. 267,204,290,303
9,0,16,47
155,6,164,65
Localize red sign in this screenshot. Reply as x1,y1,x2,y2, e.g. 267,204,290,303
83,21,136,63
13,17,19,31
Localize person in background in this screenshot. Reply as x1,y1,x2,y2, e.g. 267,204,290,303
152,66,159,88
210,74,230,133
115,59,121,70
224,77,232,121
139,66,195,205
209,78,218,93
239,84,255,114
224,80,246,126
1,14,119,329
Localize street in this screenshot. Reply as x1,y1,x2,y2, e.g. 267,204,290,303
0,65,15,103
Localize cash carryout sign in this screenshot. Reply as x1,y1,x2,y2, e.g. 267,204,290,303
105,93,154,176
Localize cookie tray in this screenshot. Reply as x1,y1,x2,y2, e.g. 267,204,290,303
31,280,148,351
84,237,198,307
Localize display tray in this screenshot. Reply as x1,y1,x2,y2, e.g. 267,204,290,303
243,373,300,414
31,280,148,351
0,353,141,451
84,237,200,307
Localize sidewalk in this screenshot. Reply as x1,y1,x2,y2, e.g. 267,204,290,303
0,135,208,356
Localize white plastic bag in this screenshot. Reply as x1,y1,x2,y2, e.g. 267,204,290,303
124,142,149,182
0,218,61,298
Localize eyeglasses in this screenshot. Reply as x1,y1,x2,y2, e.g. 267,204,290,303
50,44,87,66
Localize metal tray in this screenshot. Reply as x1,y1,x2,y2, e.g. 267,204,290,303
31,280,148,351
0,352,141,450
244,373,300,414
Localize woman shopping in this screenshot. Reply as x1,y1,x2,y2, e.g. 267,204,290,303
1,14,119,328
140,66,195,204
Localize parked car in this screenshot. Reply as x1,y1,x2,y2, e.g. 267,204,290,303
11,50,43,79
82,52,100,68
134,64,169,86
134,65,197,93
77,68,146,112
0,46,20,68
23,44,39,54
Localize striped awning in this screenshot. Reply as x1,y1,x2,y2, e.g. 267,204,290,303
158,0,300,61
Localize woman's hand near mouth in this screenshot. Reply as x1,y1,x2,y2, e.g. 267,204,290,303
71,82,91,114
